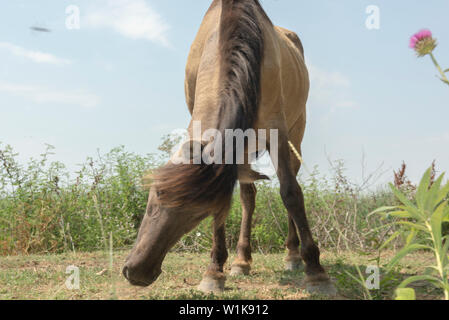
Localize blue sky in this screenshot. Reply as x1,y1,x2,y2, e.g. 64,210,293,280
1,0,448,186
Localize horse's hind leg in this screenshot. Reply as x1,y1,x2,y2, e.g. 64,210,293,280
285,152,304,271
230,183,256,276
271,133,336,296
198,217,228,293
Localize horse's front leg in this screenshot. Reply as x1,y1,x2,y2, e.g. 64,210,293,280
198,218,228,293
230,183,256,276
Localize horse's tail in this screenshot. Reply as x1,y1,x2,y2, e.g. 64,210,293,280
153,0,268,214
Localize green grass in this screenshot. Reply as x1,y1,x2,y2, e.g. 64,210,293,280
0,250,442,300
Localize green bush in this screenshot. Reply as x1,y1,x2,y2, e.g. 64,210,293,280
0,143,158,254
373,168,449,300
1,141,396,256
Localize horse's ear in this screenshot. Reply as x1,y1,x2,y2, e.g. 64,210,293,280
238,167,270,183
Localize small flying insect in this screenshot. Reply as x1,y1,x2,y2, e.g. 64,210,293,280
30,26,52,33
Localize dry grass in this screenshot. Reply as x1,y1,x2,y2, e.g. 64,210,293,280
0,250,442,300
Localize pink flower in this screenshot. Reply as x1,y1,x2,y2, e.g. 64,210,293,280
409,29,433,49
409,29,437,57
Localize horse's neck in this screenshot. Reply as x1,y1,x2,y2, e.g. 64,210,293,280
187,31,223,136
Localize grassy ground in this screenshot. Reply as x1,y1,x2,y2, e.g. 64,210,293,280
0,250,442,300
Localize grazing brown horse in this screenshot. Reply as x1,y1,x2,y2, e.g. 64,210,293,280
123,0,336,296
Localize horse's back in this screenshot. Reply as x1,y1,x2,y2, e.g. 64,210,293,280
185,3,309,153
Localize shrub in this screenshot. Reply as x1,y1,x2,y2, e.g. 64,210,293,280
373,168,449,300
1,141,396,256
0,143,158,254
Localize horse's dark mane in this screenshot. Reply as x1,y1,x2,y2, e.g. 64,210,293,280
153,0,268,212
217,0,268,132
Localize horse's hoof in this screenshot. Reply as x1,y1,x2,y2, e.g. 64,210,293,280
197,277,225,293
285,259,304,271
230,264,250,276
306,279,337,297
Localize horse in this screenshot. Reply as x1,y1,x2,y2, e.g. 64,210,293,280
123,0,336,296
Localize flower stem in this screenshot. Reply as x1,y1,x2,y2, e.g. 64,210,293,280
429,53,449,86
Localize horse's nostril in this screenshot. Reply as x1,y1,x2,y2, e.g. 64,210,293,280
122,266,130,280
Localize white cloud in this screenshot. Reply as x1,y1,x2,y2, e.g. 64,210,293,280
308,63,351,89
335,100,358,109
0,82,100,108
86,0,170,46
307,61,357,111
426,132,449,144
0,42,72,65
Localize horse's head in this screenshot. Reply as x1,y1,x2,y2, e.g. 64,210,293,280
122,138,268,287
122,187,208,286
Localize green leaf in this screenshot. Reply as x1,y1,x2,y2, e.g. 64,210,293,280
396,221,427,232
430,202,446,249
389,184,422,219
387,211,413,219
416,168,432,210
445,68,449,73
374,206,400,212
387,243,430,271
427,265,443,273
395,288,416,300
425,173,445,211
436,181,449,204
399,275,440,288
441,237,449,265
368,206,399,217
344,270,366,287
379,230,401,251
406,228,417,246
